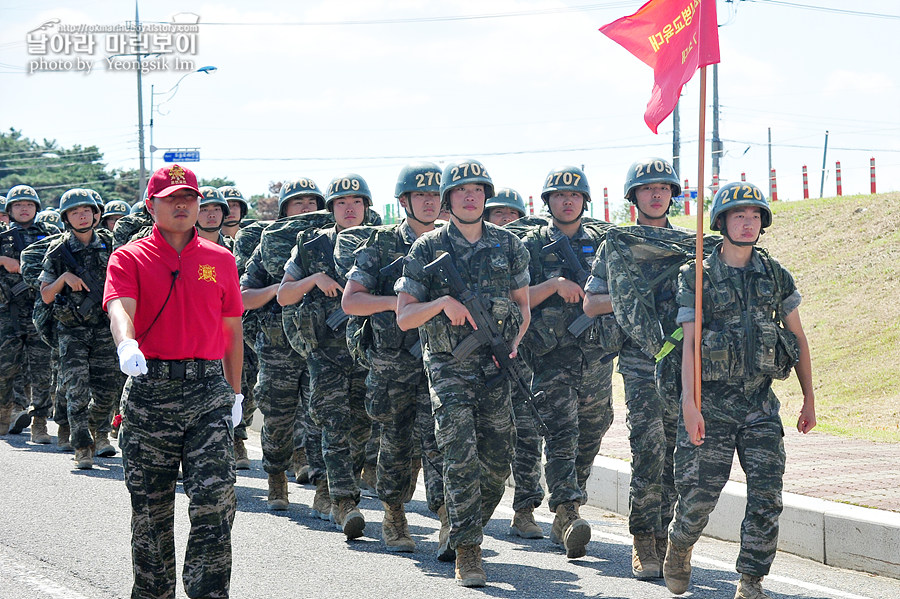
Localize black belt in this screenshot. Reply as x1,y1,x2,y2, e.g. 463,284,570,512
145,359,222,380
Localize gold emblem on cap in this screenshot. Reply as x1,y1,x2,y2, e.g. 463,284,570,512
169,165,187,185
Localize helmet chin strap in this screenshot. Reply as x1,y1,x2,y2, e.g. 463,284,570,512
450,205,483,225
719,217,762,247
197,223,223,233
403,198,437,226
548,200,586,226
635,199,672,222
70,223,94,234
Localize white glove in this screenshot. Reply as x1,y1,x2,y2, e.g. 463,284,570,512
232,393,244,426
117,339,148,377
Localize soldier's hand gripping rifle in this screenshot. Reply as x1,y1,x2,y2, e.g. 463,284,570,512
380,255,422,359
54,241,104,319
423,252,548,437
303,233,350,330
540,235,595,338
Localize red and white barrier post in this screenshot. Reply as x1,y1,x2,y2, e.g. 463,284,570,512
741,172,746,182
770,169,778,202
835,161,843,196
870,157,877,194
683,180,690,216
603,187,610,222
802,165,809,199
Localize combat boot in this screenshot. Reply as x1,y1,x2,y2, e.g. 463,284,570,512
550,501,591,558
8,409,31,435
311,478,332,520
94,430,117,457
233,438,250,470
0,405,11,435
267,471,289,510
436,504,455,562
74,446,93,470
382,502,415,552
663,541,694,595
509,506,543,539
291,447,309,483
30,416,52,444
631,533,661,579
454,544,486,587
57,423,73,452
655,535,668,573
332,498,365,539
734,574,770,599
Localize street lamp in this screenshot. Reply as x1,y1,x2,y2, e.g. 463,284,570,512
149,65,217,172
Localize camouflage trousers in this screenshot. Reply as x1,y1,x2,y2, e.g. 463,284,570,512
623,373,678,536
367,349,444,512
532,347,614,511
307,345,371,504
510,363,544,512
426,350,516,548
234,340,258,441
0,310,51,418
57,324,124,450
254,332,322,482
669,384,785,577
119,368,236,599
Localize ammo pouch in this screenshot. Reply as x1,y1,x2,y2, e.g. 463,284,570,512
346,315,372,368
52,295,82,327
755,319,799,380
490,296,523,345
586,312,625,355
296,298,327,353
370,310,405,351
522,307,561,357
32,297,55,347
259,309,290,350
698,324,739,381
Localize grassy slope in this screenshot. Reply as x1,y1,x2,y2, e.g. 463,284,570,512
668,193,900,442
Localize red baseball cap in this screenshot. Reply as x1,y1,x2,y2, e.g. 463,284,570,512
147,164,203,199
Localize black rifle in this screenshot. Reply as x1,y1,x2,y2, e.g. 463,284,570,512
1,228,31,334
379,255,421,359
303,233,350,330
54,239,104,319
540,235,596,338
423,252,548,437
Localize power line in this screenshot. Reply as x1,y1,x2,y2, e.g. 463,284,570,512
745,0,900,20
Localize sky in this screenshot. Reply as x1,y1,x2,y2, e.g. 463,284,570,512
1,0,899,220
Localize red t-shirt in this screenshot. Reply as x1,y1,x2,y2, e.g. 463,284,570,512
103,225,243,360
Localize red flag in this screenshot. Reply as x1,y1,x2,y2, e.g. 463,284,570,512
600,0,720,133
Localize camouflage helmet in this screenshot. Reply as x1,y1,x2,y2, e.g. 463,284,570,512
279,178,325,216
325,173,372,211
5,184,42,211
541,165,591,203
85,188,104,207
486,187,526,217
36,209,63,228
439,159,494,208
394,162,442,198
130,200,146,215
218,185,249,219
199,186,230,213
59,188,100,221
102,199,130,219
709,181,772,232
624,157,682,202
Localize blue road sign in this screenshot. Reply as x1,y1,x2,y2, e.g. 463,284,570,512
163,150,200,162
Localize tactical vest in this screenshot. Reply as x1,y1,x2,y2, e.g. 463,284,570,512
0,222,56,310
112,212,153,250
233,220,269,348
684,249,799,383
20,233,64,346
416,225,522,356
44,229,114,328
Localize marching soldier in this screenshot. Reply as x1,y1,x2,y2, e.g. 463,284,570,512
39,189,122,469
664,181,815,599
396,159,531,587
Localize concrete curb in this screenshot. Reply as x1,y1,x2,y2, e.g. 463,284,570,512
585,456,900,579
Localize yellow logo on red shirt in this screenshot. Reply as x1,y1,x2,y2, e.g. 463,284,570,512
198,264,217,283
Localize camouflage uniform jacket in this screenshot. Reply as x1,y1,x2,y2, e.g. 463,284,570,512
345,221,420,355
395,220,530,364
0,221,57,310
112,211,154,250
585,222,688,379
39,229,114,328
676,247,801,399
521,222,603,356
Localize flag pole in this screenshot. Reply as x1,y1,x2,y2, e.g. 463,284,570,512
694,66,707,412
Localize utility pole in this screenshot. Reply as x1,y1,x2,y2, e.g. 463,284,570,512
711,64,721,183
135,1,146,196
819,130,829,198
767,126,773,198
673,99,681,178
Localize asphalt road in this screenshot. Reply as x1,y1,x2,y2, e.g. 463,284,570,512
2,426,898,599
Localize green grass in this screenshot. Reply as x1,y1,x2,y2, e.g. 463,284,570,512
666,193,900,442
